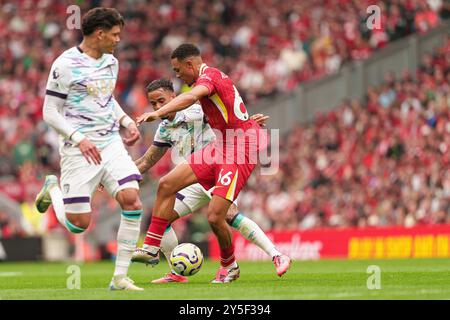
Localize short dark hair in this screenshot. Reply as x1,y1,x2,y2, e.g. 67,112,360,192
81,7,125,36
171,43,200,60
146,79,174,93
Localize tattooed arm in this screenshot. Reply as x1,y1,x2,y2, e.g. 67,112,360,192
135,145,169,174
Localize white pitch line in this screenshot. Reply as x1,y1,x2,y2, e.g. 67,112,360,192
0,272,24,277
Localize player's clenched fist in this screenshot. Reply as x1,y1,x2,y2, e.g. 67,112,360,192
136,111,159,126
78,138,102,165
123,123,141,146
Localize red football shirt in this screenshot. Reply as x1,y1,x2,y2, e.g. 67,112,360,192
188,65,268,201
195,63,252,133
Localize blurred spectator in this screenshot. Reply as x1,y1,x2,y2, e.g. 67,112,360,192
0,210,24,239
20,192,48,236
238,35,450,230
0,0,447,183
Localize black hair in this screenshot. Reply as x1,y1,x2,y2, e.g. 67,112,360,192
171,43,200,60
81,7,125,36
146,79,174,93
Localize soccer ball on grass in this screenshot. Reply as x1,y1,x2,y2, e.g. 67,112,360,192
169,243,204,276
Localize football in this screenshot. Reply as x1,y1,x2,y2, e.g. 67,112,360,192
169,243,204,276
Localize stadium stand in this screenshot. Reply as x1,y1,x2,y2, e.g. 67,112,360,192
240,34,450,230
0,0,449,238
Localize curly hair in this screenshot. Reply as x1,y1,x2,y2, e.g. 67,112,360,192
146,78,174,93
81,7,125,36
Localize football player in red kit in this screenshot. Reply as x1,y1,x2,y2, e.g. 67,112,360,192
137,43,275,283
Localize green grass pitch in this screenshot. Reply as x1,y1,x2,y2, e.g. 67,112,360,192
1,258,450,299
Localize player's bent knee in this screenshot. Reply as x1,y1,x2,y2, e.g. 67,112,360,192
157,176,177,195
168,210,180,223
66,213,91,233
207,213,225,227
225,215,235,226
116,189,142,211
225,204,239,224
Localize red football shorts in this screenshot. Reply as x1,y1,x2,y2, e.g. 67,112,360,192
187,120,268,202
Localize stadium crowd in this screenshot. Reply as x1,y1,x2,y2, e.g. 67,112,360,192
0,0,449,237
239,35,450,230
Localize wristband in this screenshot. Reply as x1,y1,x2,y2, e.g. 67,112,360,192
121,116,135,128
70,131,86,145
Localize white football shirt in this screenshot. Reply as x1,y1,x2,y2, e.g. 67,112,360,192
153,103,217,162
45,46,121,156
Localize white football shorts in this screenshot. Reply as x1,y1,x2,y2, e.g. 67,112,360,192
60,140,141,213
174,183,238,217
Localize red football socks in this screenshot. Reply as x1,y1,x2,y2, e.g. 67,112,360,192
144,216,169,247
220,244,236,267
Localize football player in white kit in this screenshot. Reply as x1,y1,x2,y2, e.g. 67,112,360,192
35,8,144,290
131,79,291,283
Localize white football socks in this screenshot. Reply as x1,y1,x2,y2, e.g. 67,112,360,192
49,185,86,233
114,210,142,276
159,226,179,259
231,213,282,258
159,226,179,269
226,261,238,270
49,186,66,226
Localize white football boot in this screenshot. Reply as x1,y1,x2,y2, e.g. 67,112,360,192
35,175,58,213
131,247,160,266
109,275,143,291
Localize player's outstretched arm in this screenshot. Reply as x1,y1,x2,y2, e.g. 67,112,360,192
136,85,209,125
135,145,168,174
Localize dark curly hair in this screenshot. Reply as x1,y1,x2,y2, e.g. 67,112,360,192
81,7,125,36
146,79,174,93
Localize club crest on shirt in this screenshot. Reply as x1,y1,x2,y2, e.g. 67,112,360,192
87,79,115,97
53,68,60,80
63,184,70,193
